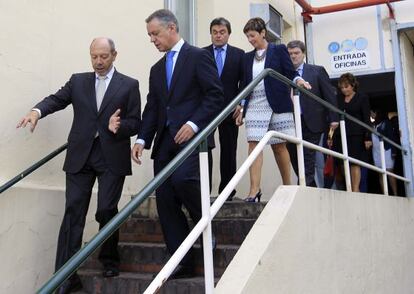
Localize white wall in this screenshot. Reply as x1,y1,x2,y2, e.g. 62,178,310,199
1,0,304,205
216,186,414,294
307,1,414,77
399,31,414,171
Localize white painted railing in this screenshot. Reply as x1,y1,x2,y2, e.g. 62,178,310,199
143,93,410,294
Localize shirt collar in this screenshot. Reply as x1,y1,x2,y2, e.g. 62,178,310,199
213,43,228,52
297,62,305,73
95,65,115,80
170,38,185,54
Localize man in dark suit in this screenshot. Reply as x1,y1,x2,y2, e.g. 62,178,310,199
203,17,244,200
17,37,141,293
287,40,338,187
131,9,223,279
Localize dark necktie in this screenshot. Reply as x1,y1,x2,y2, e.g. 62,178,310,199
215,47,224,77
166,50,176,90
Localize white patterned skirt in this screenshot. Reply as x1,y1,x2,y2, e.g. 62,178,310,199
245,85,295,145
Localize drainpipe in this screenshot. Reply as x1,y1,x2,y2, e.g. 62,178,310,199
295,0,402,23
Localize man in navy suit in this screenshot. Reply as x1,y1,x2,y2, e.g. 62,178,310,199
203,17,244,200
17,37,141,293
132,9,223,278
287,40,338,187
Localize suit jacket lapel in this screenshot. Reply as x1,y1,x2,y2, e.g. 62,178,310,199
168,42,189,97
84,72,97,113
246,51,254,83
264,43,274,69
221,45,231,76
99,70,123,115
302,63,309,81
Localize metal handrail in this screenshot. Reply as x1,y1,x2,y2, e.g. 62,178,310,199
35,67,408,293
0,143,68,194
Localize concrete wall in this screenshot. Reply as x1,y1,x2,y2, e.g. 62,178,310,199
399,31,414,176
216,186,414,294
0,186,123,293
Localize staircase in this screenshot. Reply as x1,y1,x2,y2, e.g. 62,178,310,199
77,196,266,294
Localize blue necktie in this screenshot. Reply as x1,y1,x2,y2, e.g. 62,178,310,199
166,50,176,90
215,47,224,77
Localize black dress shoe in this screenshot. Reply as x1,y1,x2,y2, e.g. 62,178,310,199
169,265,195,279
103,267,119,278
57,274,82,294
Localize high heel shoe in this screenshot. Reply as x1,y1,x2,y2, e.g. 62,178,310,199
244,190,262,202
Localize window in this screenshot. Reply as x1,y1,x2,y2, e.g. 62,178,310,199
250,3,284,43
165,0,196,44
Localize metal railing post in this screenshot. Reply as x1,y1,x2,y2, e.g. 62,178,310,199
379,139,389,195
293,88,306,186
339,117,352,191
199,139,214,294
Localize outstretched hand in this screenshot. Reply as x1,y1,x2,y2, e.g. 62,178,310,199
16,110,40,132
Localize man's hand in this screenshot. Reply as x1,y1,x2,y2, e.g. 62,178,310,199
364,140,372,149
131,143,144,165
330,121,339,130
296,79,312,90
232,105,243,119
174,123,195,144
16,110,40,132
109,109,121,134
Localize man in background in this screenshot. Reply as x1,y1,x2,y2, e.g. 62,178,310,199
203,17,244,200
287,40,338,187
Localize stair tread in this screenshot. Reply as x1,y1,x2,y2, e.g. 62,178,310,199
118,241,239,250
79,268,211,282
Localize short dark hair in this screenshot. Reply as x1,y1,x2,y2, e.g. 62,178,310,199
287,40,306,53
338,72,359,92
243,17,267,36
210,17,231,34
146,9,179,32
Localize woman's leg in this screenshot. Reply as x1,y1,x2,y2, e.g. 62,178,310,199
388,168,398,195
248,141,263,196
271,142,291,185
350,164,361,192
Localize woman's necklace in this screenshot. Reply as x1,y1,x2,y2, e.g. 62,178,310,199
254,49,266,62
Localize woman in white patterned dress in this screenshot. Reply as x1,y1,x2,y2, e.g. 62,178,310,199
236,18,311,202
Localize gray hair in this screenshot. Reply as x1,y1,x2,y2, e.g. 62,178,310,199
287,40,306,53
145,9,179,32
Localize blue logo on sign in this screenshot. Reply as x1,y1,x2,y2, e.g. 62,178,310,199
354,37,368,50
328,42,340,54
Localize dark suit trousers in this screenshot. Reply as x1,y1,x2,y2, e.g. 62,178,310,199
208,119,238,197
154,130,202,267
288,119,321,187
55,137,124,272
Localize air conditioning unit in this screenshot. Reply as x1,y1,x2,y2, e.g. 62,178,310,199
250,3,283,42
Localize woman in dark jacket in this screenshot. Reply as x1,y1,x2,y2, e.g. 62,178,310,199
334,73,372,192
235,17,310,201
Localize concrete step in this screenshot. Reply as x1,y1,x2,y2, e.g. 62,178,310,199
82,242,238,277
78,269,214,294
120,217,256,245
133,196,266,219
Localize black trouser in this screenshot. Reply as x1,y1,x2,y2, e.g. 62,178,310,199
208,119,238,197
288,119,321,187
154,131,202,267
55,138,124,272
